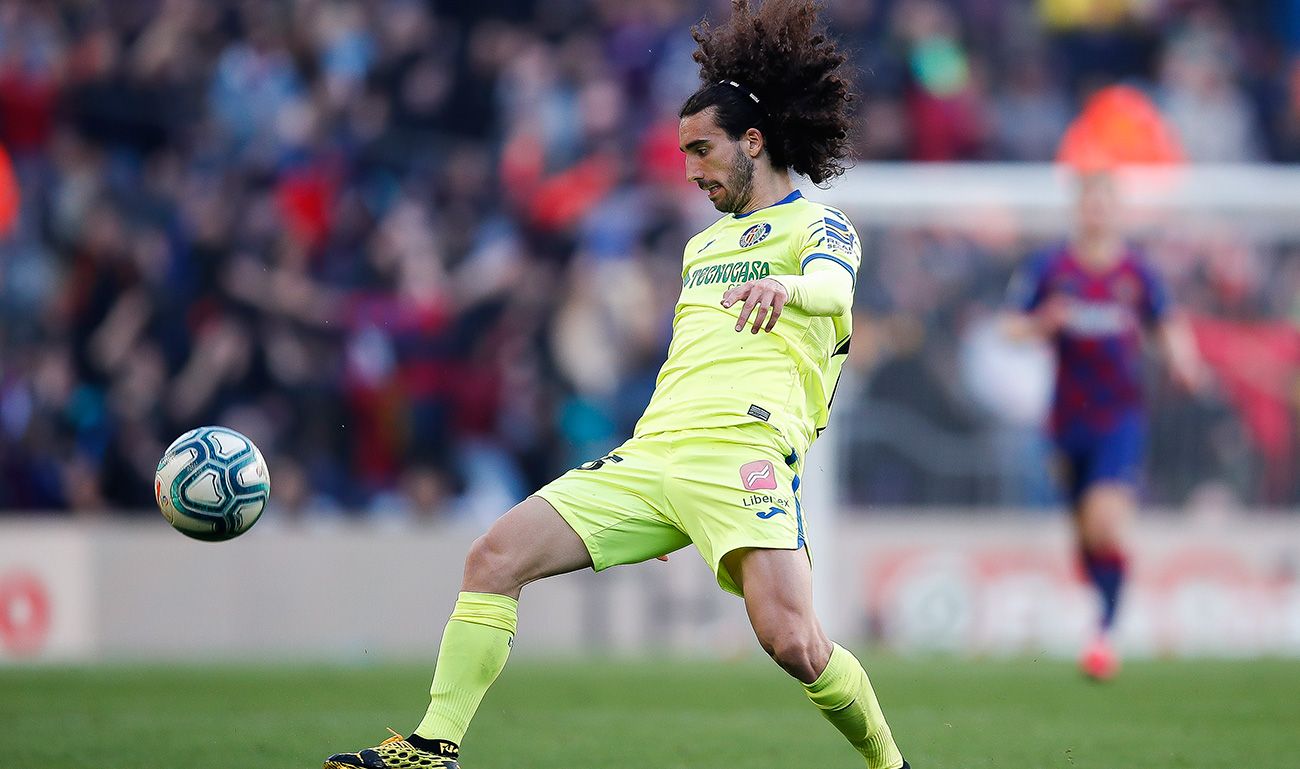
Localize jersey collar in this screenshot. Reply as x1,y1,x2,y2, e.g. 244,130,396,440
733,189,803,219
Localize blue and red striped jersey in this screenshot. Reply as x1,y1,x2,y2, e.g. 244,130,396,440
1008,243,1170,434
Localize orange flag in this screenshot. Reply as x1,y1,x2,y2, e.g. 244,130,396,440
1058,85,1184,170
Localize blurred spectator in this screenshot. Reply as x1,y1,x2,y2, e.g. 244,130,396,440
896,0,990,160
1158,6,1264,162
994,50,1072,160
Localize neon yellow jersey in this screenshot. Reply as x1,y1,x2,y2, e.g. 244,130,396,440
634,190,859,454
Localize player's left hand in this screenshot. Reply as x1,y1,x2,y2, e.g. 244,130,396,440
1172,357,1212,397
722,278,789,334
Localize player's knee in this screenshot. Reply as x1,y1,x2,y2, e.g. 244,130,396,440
761,628,829,682
463,533,524,593
1081,527,1123,554
1080,506,1125,550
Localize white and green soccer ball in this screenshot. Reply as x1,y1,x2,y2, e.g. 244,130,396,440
155,426,270,541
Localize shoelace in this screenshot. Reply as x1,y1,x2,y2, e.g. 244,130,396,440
379,727,405,746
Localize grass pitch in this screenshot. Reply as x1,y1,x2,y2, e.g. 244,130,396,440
2,656,1297,768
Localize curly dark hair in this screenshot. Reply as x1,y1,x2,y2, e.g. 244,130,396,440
681,0,855,185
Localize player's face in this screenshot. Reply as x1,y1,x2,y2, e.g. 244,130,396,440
1076,173,1119,239
679,108,755,214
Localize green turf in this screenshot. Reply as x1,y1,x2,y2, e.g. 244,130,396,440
2,656,1298,768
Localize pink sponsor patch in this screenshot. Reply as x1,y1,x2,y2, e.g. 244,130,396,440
739,459,778,491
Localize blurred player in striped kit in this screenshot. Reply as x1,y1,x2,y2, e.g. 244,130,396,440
1007,172,1203,679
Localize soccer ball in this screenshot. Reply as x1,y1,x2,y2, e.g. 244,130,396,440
154,426,270,541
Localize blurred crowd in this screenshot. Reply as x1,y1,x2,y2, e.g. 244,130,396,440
2,0,1300,518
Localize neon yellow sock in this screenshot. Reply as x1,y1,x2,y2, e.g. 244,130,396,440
803,644,904,769
413,591,518,744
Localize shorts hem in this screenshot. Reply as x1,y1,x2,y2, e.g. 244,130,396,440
711,538,811,598
1066,476,1140,505
530,492,609,572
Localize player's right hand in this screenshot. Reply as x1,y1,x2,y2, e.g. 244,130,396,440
721,278,789,334
1035,295,1071,335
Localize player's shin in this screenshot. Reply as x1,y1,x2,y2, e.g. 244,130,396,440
412,591,518,749
1081,546,1127,634
802,644,904,769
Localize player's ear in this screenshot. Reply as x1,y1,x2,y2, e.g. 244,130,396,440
743,127,764,159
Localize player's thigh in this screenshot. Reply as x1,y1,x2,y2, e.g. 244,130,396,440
723,547,823,638
665,425,805,597
463,495,595,594
535,438,692,573
724,546,830,681
1071,417,1143,548
1053,446,1088,511
1052,429,1095,511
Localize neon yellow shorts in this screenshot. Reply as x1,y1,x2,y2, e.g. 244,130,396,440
535,422,808,596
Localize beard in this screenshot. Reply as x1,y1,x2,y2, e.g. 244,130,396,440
716,151,756,214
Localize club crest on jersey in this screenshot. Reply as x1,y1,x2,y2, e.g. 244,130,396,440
739,222,772,249
739,459,778,491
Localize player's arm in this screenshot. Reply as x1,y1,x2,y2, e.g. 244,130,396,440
1156,314,1206,393
1001,253,1065,341
1003,297,1070,341
1138,259,1206,393
773,260,854,315
720,261,853,334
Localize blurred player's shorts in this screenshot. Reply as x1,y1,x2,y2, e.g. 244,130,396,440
1054,411,1146,503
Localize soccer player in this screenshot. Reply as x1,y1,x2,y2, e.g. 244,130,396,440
323,2,908,768
1006,171,1202,680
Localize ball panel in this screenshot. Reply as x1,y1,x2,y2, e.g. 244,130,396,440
205,428,251,461
169,516,230,542
229,499,266,534
181,467,229,509
155,475,176,525
155,444,197,482
162,427,201,457
231,454,270,495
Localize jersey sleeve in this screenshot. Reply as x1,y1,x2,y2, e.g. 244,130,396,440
797,206,860,287
773,263,854,316
1006,252,1052,312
